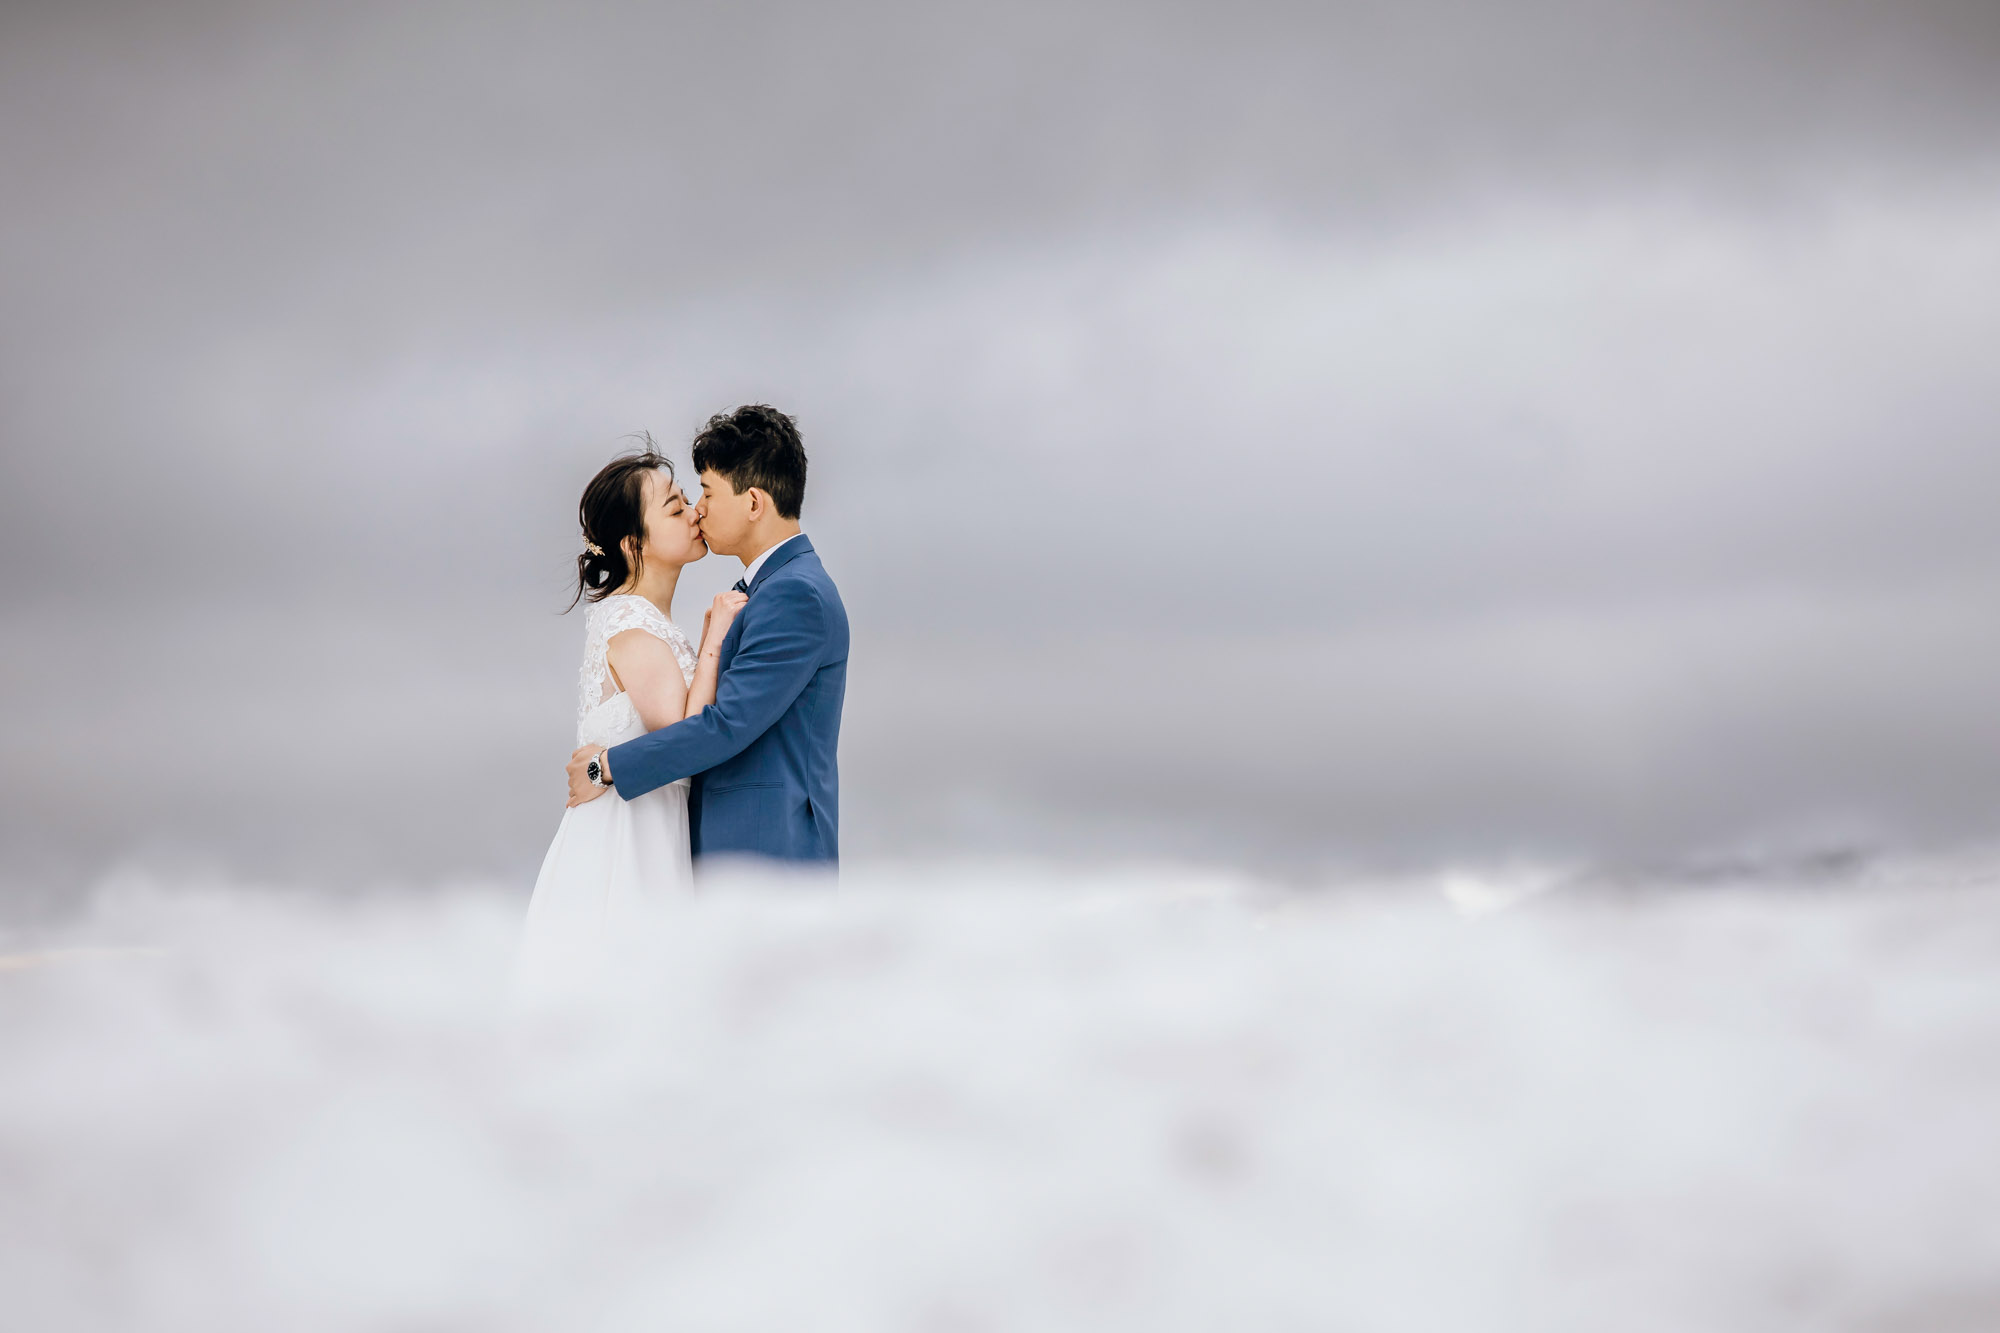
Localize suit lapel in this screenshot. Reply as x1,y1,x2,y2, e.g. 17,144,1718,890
746,535,813,596
718,537,814,671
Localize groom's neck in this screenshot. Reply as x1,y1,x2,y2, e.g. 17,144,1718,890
738,522,803,567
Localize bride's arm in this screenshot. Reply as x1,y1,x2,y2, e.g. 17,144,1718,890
684,590,749,718
605,630,690,732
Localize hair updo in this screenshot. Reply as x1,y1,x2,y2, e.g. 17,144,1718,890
568,436,674,611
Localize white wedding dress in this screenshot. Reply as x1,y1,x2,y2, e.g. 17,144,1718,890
516,594,698,1002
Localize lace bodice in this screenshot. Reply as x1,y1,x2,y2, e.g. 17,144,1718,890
576,595,697,746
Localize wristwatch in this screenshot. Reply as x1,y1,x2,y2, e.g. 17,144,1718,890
586,749,611,789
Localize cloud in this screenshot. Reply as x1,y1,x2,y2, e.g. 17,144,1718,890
2,1,1998,888
8,871,2000,1327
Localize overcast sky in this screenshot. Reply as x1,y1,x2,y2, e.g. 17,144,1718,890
3,0,1999,898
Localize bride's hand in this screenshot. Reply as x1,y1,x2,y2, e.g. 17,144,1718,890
703,590,749,649
565,745,611,807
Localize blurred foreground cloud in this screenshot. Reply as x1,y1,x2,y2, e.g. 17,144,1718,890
5,863,2000,1330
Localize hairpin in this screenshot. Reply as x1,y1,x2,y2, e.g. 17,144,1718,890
584,541,604,556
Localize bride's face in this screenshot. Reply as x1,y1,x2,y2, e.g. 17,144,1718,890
635,470,707,569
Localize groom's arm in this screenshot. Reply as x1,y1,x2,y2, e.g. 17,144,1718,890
605,579,827,800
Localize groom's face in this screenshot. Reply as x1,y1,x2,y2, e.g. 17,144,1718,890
695,469,752,559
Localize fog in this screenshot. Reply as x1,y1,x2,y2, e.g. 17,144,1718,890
3,0,1999,892
7,866,2000,1330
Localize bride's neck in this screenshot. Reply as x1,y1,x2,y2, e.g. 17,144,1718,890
617,561,681,620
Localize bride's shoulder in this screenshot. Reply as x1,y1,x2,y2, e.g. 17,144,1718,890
594,594,679,641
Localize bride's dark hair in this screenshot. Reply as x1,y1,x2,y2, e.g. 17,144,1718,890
569,436,674,611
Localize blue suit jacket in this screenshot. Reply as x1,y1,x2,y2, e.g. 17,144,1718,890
608,536,848,865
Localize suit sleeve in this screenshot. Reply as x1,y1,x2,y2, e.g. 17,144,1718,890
606,578,826,799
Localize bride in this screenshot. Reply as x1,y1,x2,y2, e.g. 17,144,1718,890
515,441,745,1000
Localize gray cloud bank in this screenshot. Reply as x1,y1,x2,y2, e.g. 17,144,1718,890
3,0,1999,897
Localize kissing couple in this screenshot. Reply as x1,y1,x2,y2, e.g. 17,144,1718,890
516,404,848,996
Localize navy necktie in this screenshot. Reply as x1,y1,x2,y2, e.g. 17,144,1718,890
732,579,750,595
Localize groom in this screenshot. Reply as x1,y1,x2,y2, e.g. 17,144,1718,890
565,404,849,867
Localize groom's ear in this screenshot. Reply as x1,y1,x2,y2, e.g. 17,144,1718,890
744,486,771,520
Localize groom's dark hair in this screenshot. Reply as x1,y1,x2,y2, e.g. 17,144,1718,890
692,404,807,519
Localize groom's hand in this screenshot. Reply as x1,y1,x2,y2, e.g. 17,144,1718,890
565,745,611,807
